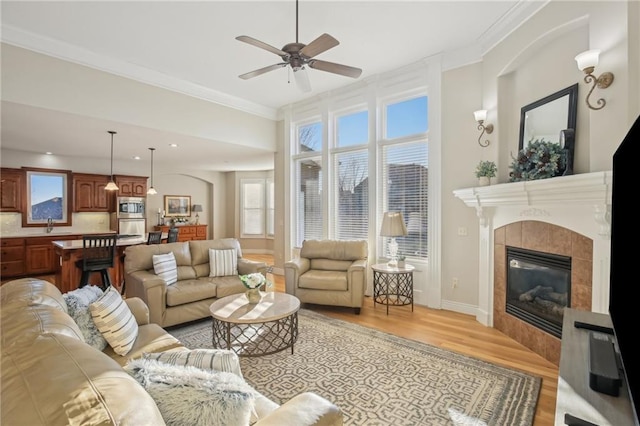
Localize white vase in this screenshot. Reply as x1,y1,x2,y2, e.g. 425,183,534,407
478,176,490,186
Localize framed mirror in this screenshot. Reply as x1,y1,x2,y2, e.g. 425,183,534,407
518,83,578,150
22,168,72,227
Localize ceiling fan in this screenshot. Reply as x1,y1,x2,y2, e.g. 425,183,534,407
235,0,362,92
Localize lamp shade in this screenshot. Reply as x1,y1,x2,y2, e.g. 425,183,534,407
380,212,408,237
473,110,487,122
575,49,600,71
192,204,203,213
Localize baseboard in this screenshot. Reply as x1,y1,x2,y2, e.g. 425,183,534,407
440,299,479,317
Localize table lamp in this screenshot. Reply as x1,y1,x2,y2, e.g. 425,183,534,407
192,204,203,225
380,211,408,267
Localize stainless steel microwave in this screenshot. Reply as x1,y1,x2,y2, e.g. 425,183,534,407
117,197,145,218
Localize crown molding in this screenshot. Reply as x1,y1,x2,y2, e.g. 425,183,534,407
1,25,278,121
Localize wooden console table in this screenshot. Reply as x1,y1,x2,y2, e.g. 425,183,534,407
154,224,207,242
555,308,635,425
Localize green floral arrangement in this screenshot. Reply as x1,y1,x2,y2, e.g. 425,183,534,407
475,160,497,178
509,139,563,182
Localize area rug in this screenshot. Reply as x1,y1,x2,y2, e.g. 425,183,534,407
168,309,541,426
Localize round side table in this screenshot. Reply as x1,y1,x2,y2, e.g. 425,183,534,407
371,263,415,315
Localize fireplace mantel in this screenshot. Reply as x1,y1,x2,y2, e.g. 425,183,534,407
453,171,612,234
453,171,612,329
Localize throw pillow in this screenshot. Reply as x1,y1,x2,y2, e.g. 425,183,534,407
153,252,178,285
62,285,108,351
209,248,237,277
89,286,139,356
125,358,256,426
144,349,243,378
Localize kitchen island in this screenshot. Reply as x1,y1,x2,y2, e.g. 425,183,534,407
52,235,151,293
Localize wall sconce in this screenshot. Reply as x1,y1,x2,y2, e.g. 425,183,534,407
473,110,493,147
574,49,614,110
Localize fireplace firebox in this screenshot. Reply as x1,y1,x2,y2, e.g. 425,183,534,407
506,247,571,338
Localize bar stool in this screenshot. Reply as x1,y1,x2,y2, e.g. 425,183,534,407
147,231,163,245
167,228,179,243
78,234,117,290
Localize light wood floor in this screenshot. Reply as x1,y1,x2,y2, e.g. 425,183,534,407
249,254,559,426
14,253,558,425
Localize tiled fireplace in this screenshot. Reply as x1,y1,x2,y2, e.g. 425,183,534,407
454,172,612,365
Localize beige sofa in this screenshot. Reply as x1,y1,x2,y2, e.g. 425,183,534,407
284,239,368,314
0,278,343,425
124,238,267,327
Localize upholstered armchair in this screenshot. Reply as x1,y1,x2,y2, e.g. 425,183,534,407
284,239,368,314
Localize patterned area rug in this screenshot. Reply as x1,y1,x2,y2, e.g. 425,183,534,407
168,309,541,426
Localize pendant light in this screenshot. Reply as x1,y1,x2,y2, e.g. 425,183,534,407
105,131,119,191
147,147,157,195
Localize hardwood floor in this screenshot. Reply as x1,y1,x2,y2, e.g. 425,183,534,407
248,254,558,426
11,253,558,425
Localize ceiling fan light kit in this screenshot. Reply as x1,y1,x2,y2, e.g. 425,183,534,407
236,0,362,91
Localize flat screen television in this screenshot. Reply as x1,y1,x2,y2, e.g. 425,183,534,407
610,113,640,425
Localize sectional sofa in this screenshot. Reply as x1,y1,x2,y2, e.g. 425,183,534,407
0,278,343,425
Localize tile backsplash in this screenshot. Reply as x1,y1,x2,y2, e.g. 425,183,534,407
0,212,112,236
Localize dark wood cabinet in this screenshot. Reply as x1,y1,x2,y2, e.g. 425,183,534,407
0,238,25,279
154,225,207,242
73,173,111,212
0,168,24,212
25,238,56,275
114,175,147,197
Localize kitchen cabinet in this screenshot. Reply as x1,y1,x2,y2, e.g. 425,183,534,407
154,225,207,242
114,175,147,197
0,238,25,279
25,237,57,275
1,235,79,281
73,173,111,212
0,168,24,212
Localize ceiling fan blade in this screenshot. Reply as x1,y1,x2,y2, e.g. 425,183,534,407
294,68,311,92
239,63,287,80
236,35,289,58
308,60,362,78
300,33,339,59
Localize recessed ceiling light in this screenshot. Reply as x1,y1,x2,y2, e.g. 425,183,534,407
133,156,141,160
169,143,178,148
45,151,53,155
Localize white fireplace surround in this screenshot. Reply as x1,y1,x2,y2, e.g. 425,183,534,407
453,171,612,327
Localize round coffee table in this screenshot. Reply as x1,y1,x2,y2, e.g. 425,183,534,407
209,291,300,357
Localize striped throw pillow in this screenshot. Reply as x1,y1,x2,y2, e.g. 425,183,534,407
209,248,237,277
89,286,139,356
144,349,243,378
152,252,178,285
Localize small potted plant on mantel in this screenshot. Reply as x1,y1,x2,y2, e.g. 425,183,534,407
475,160,497,186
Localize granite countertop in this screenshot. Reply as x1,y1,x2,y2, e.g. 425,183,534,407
52,233,167,250
2,230,117,239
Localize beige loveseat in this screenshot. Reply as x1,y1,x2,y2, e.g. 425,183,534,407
284,239,368,314
124,238,267,327
0,278,343,425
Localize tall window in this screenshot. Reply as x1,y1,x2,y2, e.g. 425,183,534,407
293,119,324,246
382,96,428,258
240,178,274,238
294,158,322,246
291,91,429,260
333,108,369,240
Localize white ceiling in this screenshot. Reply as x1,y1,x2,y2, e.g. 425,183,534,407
0,1,545,172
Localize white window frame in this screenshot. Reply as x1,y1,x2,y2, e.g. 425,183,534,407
240,178,274,239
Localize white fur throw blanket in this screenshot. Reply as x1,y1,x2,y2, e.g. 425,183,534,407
125,358,258,426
